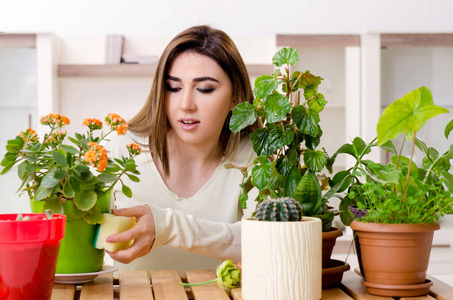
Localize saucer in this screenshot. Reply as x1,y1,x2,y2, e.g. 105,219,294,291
54,265,118,284
363,278,433,297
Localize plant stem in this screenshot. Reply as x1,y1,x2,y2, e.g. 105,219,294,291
179,279,216,286
395,134,406,170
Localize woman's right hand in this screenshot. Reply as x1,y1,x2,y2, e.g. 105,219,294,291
105,204,156,264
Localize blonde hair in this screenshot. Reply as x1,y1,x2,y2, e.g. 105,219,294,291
128,25,259,176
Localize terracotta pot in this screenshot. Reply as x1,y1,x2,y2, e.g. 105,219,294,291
322,227,342,267
351,220,439,295
241,217,322,300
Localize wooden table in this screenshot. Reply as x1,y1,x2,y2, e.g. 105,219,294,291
51,269,453,299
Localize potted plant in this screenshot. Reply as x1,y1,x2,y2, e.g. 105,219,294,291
331,86,453,297
0,113,141,273
0,212,66,299
228,47,348,298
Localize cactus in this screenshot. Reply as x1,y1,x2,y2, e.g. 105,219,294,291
256,197,303,221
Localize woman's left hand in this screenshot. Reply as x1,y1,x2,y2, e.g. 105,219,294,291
105,204,156,264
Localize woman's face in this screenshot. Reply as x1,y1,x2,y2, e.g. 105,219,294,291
165,51,233,149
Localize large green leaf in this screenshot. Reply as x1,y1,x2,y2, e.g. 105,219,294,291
74,190,97,211
229,102,257,133
272,47,298,67
293,170,321,215
35,185,53,201
251,155,271,190
284,166,302,198
250,128,270,156
377,86,449,145
303,149,327,172
276,148,299,176
264,93,291,123
308,93,327,113
52,150,67,167
253,75,278,99
267,126,294,154
292,106,320,137
41,170,61,188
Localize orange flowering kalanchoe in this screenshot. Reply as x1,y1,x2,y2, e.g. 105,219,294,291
85,142,109,172
82,118,103,131
105,113,128,135
127,143,142,156
40,113,70,127
18,128,39,143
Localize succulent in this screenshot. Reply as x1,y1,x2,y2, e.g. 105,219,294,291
256,197,303,221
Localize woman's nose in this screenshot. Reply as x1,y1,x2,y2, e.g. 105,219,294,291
179,91,196,111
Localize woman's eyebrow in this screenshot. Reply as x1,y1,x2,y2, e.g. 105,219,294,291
165,75,219,83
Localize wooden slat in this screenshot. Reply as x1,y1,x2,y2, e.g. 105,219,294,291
150,270,188,300
340,271,390,299
381,33,453,47
185,270,230,300
119,270,154,300
231,287,242,300
277,34,360,47
57,64,273,78
0,34,36,47
427,275,453,300
80,273,113,300
400,295,435,300
323,287,355,299
51,283,76,300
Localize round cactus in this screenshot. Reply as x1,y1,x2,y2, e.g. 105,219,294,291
256,197,303,221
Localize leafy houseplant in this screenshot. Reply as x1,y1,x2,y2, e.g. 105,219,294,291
332,86,453,225
331,86,453,297
1,113,141,225
228,47,336,231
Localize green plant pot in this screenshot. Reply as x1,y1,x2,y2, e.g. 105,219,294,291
30,195,110,274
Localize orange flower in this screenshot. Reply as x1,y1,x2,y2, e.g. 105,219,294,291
43,131,67,148
84,142,108,172
82,118,103,131
127,143,142,156
18,128,38,143
105,113,128,135
40,113,70,127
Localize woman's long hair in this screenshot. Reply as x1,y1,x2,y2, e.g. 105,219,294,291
128,25,259,176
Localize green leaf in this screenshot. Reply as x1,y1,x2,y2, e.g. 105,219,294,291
74,190,97,211
253,75,278,99
264,93,291,123
126,173,140,182
63,180,75,198
6,143,20,153
229,102,257,133
41,170,61,188
35,185,52,201
267,126,294,155
239,176,252,209
250,128,271,156
60,144,79,154
284,166,302,198
122,184,133,198
52,150,67,167
308,93,327,113
415,137,430,157
352,137,369,157
379,140,397,154
293,170,321,215
125,159,136,172
292,106,320,137
43,197,64,214
272,47,298,67
303,149,327,172
82,206,104,224
97,173,118,183
276,148,299,176
69,175,81,192
377,86,449,145
442,171,453,191
251,155,271,190
73,164,90,175
54,169,66,180
445,118,453,140
26,163,37,173
445,145,453,159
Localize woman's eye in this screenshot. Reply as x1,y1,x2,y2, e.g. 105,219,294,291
197,88,215,94
166,86,181,92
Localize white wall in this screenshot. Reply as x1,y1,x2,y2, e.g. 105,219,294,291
2,0,453,38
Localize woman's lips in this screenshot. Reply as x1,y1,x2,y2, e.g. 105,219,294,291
179,119,200,130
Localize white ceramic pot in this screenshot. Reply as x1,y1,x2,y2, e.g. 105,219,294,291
241,217,322,300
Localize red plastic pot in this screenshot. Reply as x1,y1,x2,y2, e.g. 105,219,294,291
0,213,66,300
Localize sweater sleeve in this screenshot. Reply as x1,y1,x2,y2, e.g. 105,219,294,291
149,204,243,263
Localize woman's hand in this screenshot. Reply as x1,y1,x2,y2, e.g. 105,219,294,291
105,204,156,264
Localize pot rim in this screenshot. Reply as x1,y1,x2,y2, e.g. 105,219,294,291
243,216,322,223
350,220,440,233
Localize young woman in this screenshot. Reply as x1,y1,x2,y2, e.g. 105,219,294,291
105,25,259,273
